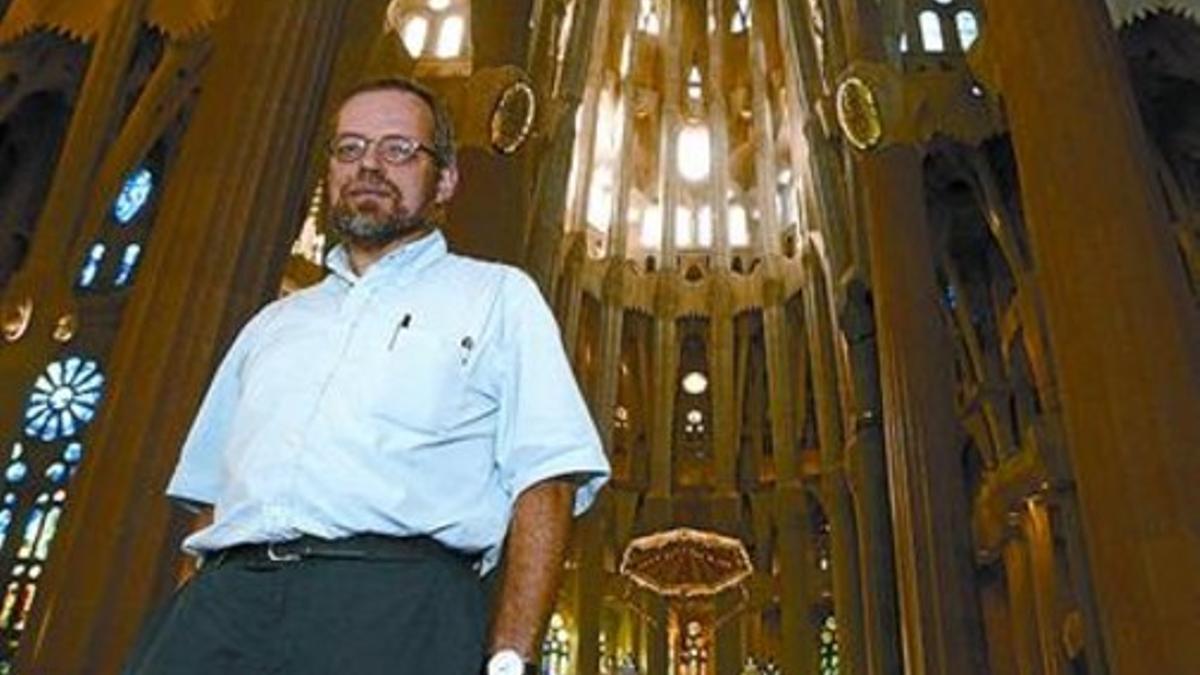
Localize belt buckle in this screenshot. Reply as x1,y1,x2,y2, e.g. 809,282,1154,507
266,541,302,563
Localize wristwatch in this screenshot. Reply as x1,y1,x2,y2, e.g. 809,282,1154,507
486,649,536,675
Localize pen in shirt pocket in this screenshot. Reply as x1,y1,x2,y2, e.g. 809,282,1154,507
388,313,412,350
459,336,474,365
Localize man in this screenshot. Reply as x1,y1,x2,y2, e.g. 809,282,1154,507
124,77,610,675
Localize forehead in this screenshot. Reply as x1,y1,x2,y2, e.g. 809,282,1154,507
335,89,434,139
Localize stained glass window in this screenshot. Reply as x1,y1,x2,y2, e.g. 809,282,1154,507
819,613,839,675
637,0,660,35
731,0,752,34
956,11,979,50
113,243,143,287
77,242,106,289
542,612,571,675
113,167,154,225
23,357,105,443
919,11,945,52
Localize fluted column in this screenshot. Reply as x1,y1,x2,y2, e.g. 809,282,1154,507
14,2,354,672
645,273,677,525
804,254,865,675
1002,525,1043,675
524,0,603,292
837,278,902,675
564,0,616,235
748,0,782,257
984,1,1200,672
706,0,732,268
656,0,682,264
835,1,986,672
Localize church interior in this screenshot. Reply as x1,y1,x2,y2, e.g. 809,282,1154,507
0,0,1197,673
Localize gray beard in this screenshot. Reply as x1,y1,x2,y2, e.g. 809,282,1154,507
329,205,431,249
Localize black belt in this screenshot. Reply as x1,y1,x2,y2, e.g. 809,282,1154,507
205,534,479,569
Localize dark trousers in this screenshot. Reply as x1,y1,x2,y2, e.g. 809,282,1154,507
123,539,486,675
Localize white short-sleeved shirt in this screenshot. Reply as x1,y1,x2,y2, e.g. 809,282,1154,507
166,230,610,573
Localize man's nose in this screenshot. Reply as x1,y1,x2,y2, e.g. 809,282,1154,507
355,165,386,183
358,146,382,170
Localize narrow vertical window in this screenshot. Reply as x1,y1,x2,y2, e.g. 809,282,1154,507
956,10,979,51
919,11,945,53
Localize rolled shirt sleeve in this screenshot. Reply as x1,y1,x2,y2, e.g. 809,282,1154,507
494,270,610,514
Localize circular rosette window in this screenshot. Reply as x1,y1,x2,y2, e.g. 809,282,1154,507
23,357,105,442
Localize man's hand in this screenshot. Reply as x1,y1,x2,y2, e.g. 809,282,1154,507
489,478,575,662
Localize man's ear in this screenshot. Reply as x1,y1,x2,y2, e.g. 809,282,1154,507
435,165,459,205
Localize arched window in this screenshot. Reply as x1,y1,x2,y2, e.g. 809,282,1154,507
731,0,752,34
919,11,945,52
956,10,980,50
637,0,660,35
388,0,473,76
76,165,158,292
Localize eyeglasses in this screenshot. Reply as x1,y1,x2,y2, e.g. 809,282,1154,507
328,133,437,166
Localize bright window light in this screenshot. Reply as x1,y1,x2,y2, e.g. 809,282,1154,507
956,11,979,50
435,15,465,58
682,371,709,394
586,166,614,232
729,204,749,247
919,11,944,53
677,125,711,183
697,206,713,247
675,206,693,247
640,204,663,249
401,15,430,57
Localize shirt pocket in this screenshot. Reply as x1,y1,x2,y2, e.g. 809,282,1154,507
363,326,469,435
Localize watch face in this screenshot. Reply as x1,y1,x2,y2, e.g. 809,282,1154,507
487,650,526,675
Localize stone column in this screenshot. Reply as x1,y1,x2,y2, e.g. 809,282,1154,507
983,1,1200,671
804,253,866,675
14,2,356,672
524,0,604,293
834,1,986,672
837,277,902,675
1002,526,1044,675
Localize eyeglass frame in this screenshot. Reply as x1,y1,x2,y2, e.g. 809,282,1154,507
327,133,438,167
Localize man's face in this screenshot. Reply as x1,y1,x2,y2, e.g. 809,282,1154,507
326,89,457,249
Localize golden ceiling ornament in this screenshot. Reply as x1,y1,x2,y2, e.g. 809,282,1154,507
835,76,884,152
145,0,232,39
490,80,537,156
1,297,33,343
0,0,121,42
51,313,76,343
619,527,753,599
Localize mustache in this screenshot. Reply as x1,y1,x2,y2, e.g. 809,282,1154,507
339,172,402,200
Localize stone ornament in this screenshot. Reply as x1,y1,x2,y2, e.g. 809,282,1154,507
1,297,33,343
836,76,884,151
490,80,537,156
52,313,77,344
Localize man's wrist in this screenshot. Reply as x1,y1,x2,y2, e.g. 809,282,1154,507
485,649,536,675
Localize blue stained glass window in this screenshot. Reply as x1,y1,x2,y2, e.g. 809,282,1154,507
23,357,105,442
3,463,25,485
113,168,154,225
63,442,83,464
956,10,979,50
44,463,66,484
77,242,106,288
113,243,143,287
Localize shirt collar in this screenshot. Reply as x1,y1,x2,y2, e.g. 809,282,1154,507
324,229,448,286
